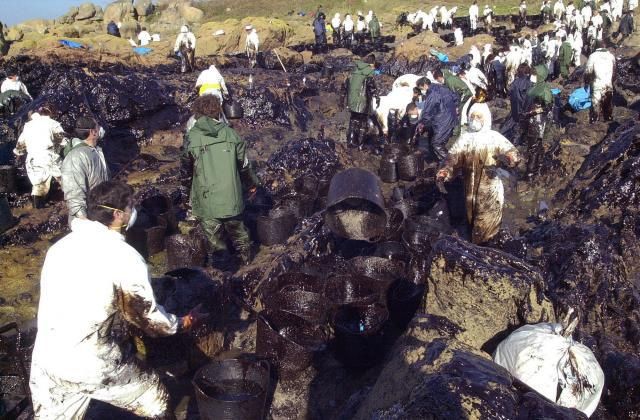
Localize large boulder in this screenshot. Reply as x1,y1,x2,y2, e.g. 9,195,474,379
355,315,587,419
134,0,155,16
5,27,24,42
50,25,80,38
103,0,137,23
76,3,98,21
119,20,140,39
262,47,303,71
180,5,204,23
422,236,555,350
16,19,52,35
394,31,446,61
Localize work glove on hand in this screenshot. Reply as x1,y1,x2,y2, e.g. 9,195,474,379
436,168,449,183
180,304,210,332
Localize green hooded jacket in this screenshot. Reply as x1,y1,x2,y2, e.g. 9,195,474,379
369,16,381,38
347,61,375,114
443,69,473,106
558,41,573,67
186,116,256,220
527,65,553,109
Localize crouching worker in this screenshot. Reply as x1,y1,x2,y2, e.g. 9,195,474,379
186,95,260,267
436,104,519,244
29,180,208,419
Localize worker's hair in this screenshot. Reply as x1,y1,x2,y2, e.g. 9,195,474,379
432,69,444,79
364,54,377,65
517,63,531,77
405,102,418,113
192,95,222,119
74,116,98,138
416,76,431,86
413,87,422,95
87,181,135,226
37,103,56,117
142,27,147,31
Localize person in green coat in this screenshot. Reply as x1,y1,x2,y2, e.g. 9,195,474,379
557,35,574,78
186,95,259,266
344,54,380,149
523,65,553,175
369,13,381,44
435,68,473,112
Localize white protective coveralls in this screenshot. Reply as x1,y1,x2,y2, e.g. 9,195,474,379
365,10,373,25
137,30,152,46
483,6,493,27
454,27,464,45
195,65,229,100
29,217,179,419
331,14,341,32
14,113,67,196
522,37,533,65
565,4,575,24
554,0,566,20
591,13,604,40
585,48,616,116
173,27,196,52
469,3,480,30
505,45,524,87
581,4,592,23
570,31,583,66
546,37,560,74
1,78,32,98
470,45,482,68
61,140,110,221
439,103,519,244
245,28,260,67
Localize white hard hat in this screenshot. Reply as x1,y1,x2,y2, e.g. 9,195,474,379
180,25,188,33
245,25,253,30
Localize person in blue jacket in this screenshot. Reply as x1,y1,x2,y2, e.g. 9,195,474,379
313,12,328,53
414,78,459,162
107,20,120,37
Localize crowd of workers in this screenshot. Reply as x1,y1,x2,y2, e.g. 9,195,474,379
0,1,635,417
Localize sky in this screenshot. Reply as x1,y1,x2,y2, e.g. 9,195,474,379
1,0,113,26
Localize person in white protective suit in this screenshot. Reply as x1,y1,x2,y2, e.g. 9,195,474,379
1,73,31,98
245,25,260,68
565,1,576,24
61,117,110,223
331,13,342,45
195,64,229,101
545,34,560,77
342,14,354,47
581,3,593,23
440,6,451,28
454,26,464,45
137,27,152,46
421,10,436,31
483,5,494,30
174,25,196,73
436,103,520,244
29,180,209,419
505,44,524,87
469,1,480,31
13,104,67,209
521,34,533,65
365,10,374,25
482,43,493,67
470,45,482,68
554,0,566,21
572,9,584,32
569,28,583,66
585,47,616,123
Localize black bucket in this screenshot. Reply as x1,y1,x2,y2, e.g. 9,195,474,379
374,241,410,262
397,151,424,181
126,225,167,258
256,207,296,246
402,215,450,255
264,272,325,296
393,199,418,219
256,310,328,381
294,176,319,198
166,233,208,270
379,157,398,183
279,194,313,218
0,165,16,194
141,195,178,235
332,303,389,368
223,100,244,119
324,168,387,242
265,289,329,325
348,256,405,287
325,274,384,306
193,357,270,420
388,280,426,328
382,143,407,160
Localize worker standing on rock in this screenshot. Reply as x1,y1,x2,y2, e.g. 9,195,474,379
343,14,354,48
195,63,229,103
356,13,367,45
454,26,464,45
436,104,519,244
414,78,459,162
13,104,67,209
585,46,616,123
174,25,196,73
331,13,342,46
245,25,259,68
186,95,259,267
519,0,528,27
470,1,480,33
344,55,380,150
369,12,381,45
29,180,208,419
313,12,328,53
484,5,494,31
557,35,574,79
106,20,120,37
523,65,553,175
61,117,110,222
1,71,32,99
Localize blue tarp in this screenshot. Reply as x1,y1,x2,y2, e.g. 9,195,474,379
133,47,153,56
59,39,84,49
568,87,591,111
435,52,449,62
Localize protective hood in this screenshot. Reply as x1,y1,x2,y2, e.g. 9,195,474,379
534,65,548,82
468,102,492,131
354,60,374,75
180,25,189,33
188,116,228,145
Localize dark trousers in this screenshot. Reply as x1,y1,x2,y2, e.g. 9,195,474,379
201,215,251,255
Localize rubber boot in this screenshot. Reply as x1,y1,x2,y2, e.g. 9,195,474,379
32,195,45,209
602,92,613,121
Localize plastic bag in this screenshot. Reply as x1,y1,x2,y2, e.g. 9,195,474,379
493,322,604,417
568,87,592,111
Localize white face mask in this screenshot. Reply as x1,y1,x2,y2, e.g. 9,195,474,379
469,119,483,132
97,126,106,140
124,208,137,231
530,75,538,83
